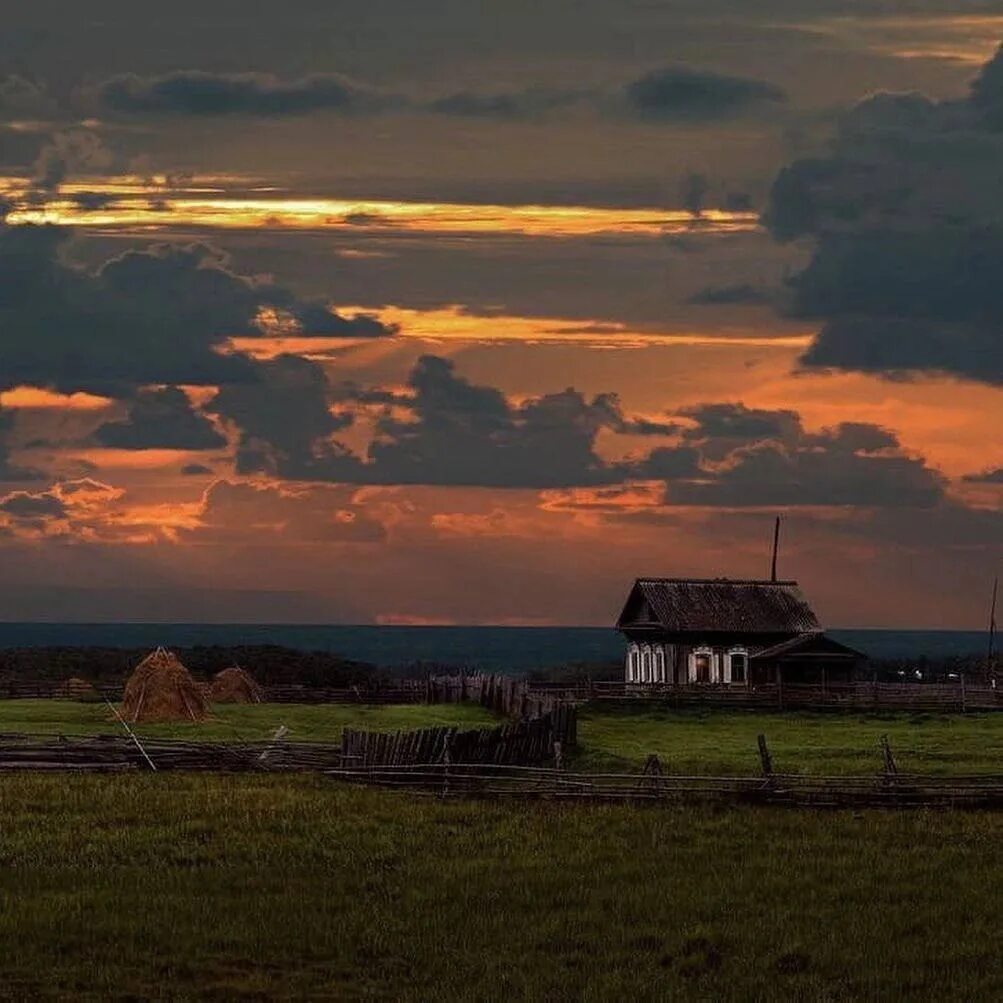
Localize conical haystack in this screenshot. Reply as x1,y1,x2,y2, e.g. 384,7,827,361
209,666,263,704
121,647,208,723
56,676,97,700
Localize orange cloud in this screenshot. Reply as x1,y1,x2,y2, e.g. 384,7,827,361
0,387,113,411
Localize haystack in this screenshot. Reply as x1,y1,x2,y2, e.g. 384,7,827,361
209,666,263,704
121,647,208,723
56,676,97,700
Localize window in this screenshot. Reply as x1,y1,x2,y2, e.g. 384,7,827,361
654,647,665,683
694,652,711,683
642,646,652,682
730,652,747,684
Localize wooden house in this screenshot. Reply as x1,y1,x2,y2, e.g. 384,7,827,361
615,578,864,686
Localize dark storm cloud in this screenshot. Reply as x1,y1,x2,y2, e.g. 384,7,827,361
180,463,214,476
221,355,946,506
94,386,226,450
665,406,945,507
93,64,784,126
0,490,66,519
226,354,657,488
679,402,801,448
208,355,361,481
96,71,397,117
0,226,394,394
363,355,630,487
623,66,786,122
766,45,1003,384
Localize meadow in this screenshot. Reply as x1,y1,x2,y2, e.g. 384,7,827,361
0,702,1001,996
0,773,1000,999
577,704,1003,776
0,699,496,743
3,699,1003,778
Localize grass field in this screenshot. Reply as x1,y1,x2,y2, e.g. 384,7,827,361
3,699,1002,778
578,705,1003,776
0,699,497,743
0,773,999,999
0,703,1001,996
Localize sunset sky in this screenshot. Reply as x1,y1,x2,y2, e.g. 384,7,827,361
0,1,1001,627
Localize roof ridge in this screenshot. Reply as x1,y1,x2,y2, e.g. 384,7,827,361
635,577,801,586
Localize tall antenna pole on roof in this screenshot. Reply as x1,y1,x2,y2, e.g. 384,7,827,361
770,515,782,582
988,575,998,686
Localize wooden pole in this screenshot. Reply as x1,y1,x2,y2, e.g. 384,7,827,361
757,734,773,778
880,735,897,777
770,515,781,582
105,698,157,772
987,576,998,687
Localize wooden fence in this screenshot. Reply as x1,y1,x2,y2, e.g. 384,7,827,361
0,734,343,772
341,715,568,767
0,672,567,711
528,680,1003,713
6,674,996,715
325,762,1003,809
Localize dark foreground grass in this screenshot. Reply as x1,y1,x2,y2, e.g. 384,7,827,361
0,699,496,743
578,704,1003,776
0,774,1000,1000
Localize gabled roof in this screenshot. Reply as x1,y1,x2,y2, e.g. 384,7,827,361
616,578,821,635
751,631,864,661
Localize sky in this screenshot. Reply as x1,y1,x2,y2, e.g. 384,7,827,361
0,0,1001,627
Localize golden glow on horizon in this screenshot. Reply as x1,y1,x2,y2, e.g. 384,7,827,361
0,177,759,238
230,305,811,356
809,14,1003,64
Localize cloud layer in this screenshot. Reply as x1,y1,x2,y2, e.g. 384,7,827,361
767,45,1003,385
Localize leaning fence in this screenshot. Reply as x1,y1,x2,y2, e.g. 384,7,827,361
324,761,1003,809
0,735,343,772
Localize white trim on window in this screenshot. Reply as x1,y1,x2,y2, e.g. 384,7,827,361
727,648,749,685
626,643,639,682
654,646,665,683
689,646,714,684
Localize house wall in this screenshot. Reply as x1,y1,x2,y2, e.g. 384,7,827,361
624,640,752,685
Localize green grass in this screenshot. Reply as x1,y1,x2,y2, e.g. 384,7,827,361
0,699,497,743
578,704,1003,776
0,773,999,999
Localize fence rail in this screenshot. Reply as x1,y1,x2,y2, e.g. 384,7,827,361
528,681,1003,713
0,735,343,772
326,762,1003,809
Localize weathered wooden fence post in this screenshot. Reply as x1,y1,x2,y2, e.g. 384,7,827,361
880,734,897,777
960,672,967,714
637,752,665,798
757,733,773,781
441,735,452,798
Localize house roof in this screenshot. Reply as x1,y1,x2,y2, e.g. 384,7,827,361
617,578,821,635
751,631,865,661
